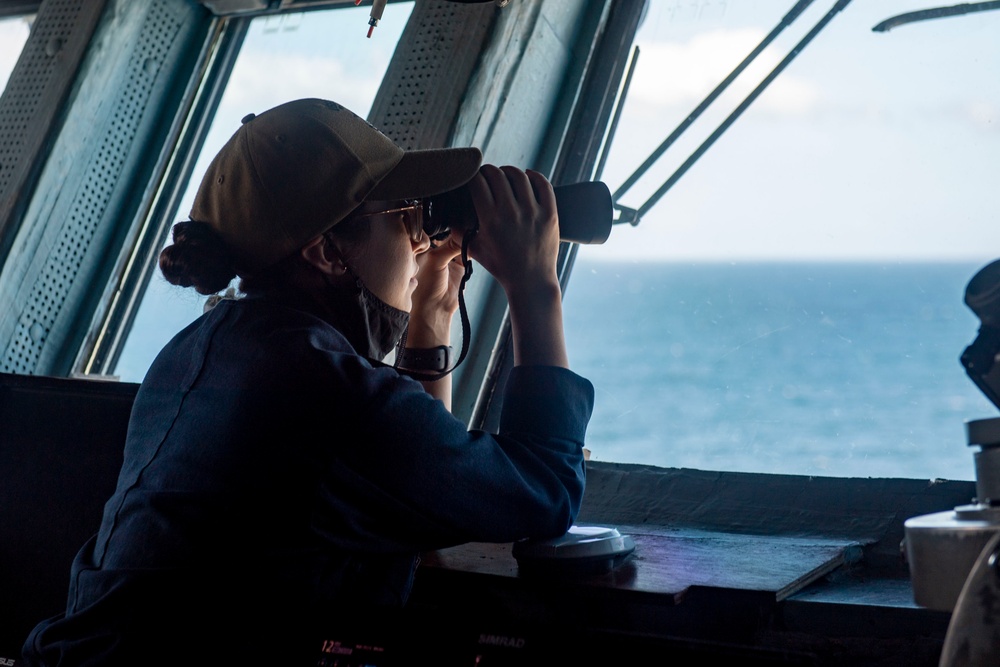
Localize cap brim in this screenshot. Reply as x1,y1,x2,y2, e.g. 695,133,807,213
368,146,483,201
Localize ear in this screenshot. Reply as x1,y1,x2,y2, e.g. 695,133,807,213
300,235,346,276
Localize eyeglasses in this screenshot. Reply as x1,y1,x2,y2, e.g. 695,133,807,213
350,199,449,245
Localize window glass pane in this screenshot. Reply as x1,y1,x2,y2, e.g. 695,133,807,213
114,3,414,382
0,15,32,93
565,0,999,480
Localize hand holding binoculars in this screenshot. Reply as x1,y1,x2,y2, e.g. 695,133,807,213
425,180,614,246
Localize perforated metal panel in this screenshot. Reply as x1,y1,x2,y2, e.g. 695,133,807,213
0,0,211,375
0,0,106,261
368,0,494,150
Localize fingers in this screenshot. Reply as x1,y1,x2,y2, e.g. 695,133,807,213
468,165,548,239
417,234,460,263
525,169,557,212
459,164,560,289
479,164,545,210
465,168,495,226
412,240,464,319
498,166,539,210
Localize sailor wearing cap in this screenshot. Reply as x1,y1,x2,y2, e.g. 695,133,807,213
22,98,594,666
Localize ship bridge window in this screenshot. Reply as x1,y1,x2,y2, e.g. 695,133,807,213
563,0,999,481
0,14,33,95
112,1,414,381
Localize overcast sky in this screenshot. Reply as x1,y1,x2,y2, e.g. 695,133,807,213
590,0,1000,262
2,1,998,263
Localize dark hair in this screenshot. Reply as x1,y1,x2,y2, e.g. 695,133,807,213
159,220,238,295
159,214,374,296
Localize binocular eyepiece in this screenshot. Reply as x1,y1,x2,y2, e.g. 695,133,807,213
423,180,614,246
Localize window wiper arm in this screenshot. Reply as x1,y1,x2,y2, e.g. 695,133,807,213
872,1,1000,32
612,0,818,211
613,0,852,227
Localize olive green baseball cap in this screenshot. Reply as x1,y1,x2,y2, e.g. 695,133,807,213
190,98,483,274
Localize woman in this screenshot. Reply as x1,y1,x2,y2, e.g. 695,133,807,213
22,98,593,665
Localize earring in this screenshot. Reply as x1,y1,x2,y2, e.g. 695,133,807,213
323,236,348,275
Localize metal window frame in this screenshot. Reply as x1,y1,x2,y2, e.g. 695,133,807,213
76,14,249,376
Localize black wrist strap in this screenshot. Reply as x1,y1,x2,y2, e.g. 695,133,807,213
395,345,452,372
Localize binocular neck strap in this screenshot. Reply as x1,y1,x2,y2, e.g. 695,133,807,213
394,227,477,383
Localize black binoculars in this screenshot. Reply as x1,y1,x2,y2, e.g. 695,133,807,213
423,180,613,246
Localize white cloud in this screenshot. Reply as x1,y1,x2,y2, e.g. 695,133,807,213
629,28,822,117
218,51,382,119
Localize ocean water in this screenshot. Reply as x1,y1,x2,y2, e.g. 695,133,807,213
562,259,996,482
120,259,994,482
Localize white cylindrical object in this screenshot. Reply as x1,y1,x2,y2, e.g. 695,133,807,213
904,510,1000,611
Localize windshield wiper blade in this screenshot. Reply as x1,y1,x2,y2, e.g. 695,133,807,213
614,0,852,227
612,0,818,211
873,1,1000,32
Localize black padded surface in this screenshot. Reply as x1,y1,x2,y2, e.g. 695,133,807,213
0,372,137,656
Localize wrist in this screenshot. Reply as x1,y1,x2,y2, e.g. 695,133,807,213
405,310,454,347
504,278,562,309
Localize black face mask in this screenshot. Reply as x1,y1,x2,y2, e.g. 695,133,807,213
329,228,478,379
343,274,410,361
